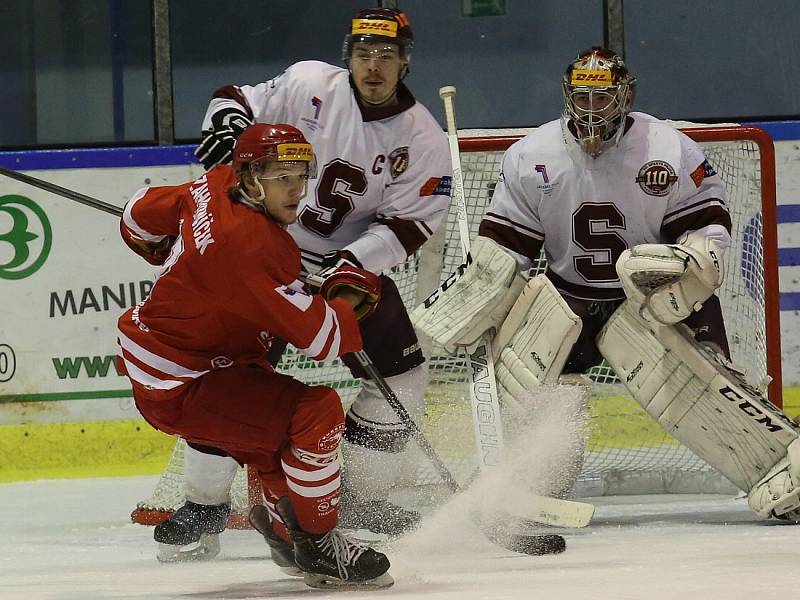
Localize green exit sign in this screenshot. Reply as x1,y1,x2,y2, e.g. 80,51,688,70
462,0,507,17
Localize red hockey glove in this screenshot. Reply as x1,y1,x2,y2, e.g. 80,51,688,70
319,265,381,320
307,253,380,320
123,232,175,265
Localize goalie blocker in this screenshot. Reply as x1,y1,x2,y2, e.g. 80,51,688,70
597,303,800,521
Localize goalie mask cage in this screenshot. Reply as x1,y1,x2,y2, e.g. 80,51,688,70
131,124,779,527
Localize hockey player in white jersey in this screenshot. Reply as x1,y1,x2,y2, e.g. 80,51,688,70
153,7,451,561
413,47,800,522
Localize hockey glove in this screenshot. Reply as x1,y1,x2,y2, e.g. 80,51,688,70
195,107,253,170
305,249,364,293
320,249,362,271
123,232,175,266
307,256,380,320
616,233,724,325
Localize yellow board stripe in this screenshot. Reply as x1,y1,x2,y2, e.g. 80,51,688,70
3,389,798,483
0,420,175,483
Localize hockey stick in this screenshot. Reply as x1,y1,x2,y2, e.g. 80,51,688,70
0,165,123,217
438,86,594,529
351,350,566,555
438,85,505,469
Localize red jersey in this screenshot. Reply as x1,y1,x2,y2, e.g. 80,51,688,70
117,165,363,391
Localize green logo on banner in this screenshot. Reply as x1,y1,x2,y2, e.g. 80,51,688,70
0,194,53,280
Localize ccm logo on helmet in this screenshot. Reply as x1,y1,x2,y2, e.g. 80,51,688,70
352,18,398,36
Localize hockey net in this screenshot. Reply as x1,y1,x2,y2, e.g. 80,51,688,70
132,124,779,526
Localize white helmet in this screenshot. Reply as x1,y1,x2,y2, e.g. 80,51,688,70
562,47,636,157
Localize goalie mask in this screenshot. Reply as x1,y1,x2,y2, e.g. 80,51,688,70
562,47,636,157
342,7,413,79
232,123,316,205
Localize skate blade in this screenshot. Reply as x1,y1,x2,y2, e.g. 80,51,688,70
278,564,304,577
302,571,394,590
157,534,221,563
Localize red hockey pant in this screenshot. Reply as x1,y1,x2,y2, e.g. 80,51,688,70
132,364,344,536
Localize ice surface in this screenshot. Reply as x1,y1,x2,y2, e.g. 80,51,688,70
2,475,799,600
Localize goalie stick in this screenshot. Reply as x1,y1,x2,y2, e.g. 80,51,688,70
437,86,594,530
438,86,506,471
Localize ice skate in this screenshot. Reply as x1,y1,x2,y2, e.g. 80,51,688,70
248,505,302,576
154,500,230,563
274,497,393,589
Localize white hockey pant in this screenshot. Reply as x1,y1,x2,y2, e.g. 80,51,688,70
343,363,428,500
183,443,239,505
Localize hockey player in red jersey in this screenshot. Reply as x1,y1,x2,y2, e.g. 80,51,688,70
117,123,393,588
165,5,451,548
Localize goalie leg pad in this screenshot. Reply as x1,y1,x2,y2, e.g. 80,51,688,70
492,275,583,407
490,277,586,498
410,236,526,353
597,303,800,495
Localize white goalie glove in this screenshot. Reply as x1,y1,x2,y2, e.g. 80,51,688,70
410,236,526,354
616,232,724,325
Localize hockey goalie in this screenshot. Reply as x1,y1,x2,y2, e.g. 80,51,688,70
412,46,800,522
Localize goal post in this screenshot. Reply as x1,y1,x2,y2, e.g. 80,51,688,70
131,123,780,525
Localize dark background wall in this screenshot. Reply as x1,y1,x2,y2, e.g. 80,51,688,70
1,0,798,148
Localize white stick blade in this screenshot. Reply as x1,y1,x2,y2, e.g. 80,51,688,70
504,494,595,528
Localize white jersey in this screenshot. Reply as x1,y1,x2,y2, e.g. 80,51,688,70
202,60,451,275
480,112,731,301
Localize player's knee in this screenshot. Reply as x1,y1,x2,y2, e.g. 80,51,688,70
290,386,345,461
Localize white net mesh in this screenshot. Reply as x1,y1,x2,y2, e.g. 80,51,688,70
133,124,777,520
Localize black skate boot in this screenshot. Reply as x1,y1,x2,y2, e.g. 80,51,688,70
248,505,301,576
154,500,230,563
338,487,420,536
274,497,393,589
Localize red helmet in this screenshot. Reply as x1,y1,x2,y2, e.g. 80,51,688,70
342,7,414,64
232,123,315,177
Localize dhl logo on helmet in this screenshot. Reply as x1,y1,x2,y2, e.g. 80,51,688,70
277,143,313,162
351,18,398,37
571,69,613,86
